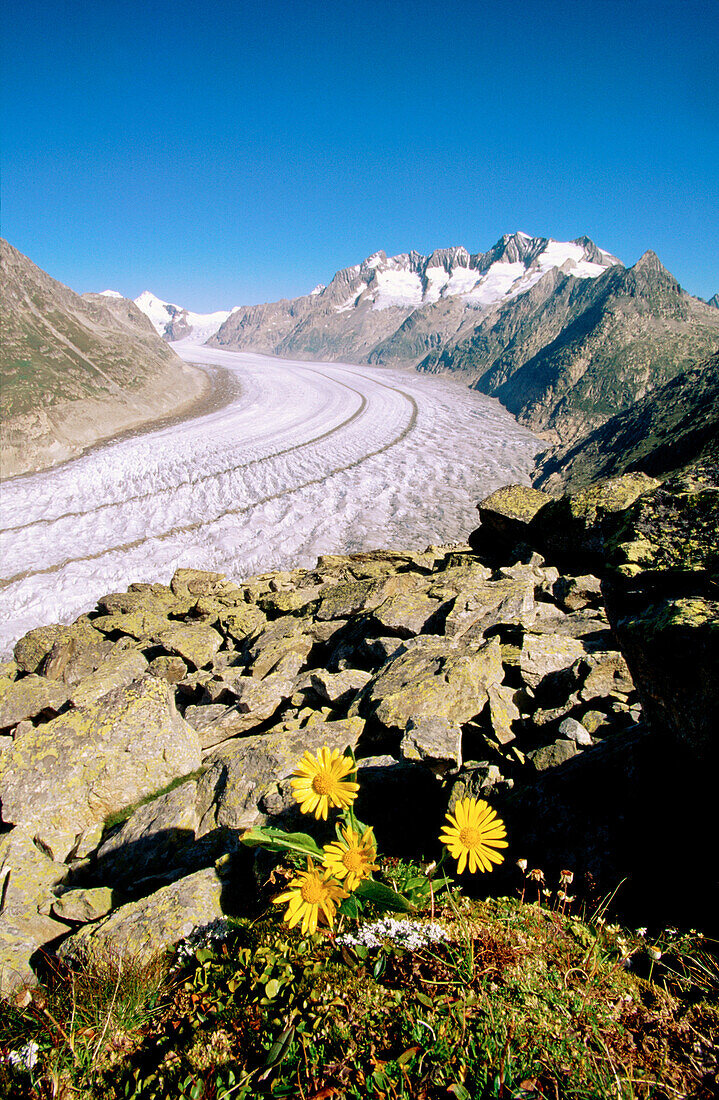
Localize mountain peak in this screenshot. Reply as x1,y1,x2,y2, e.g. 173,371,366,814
632,250,664,274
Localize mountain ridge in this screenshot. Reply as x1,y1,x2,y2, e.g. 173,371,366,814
0,240,210,479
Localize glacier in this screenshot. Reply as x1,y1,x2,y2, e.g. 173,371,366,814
0,346,540,657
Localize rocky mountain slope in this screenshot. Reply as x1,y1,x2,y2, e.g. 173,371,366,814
419,251,719,446
534,350,719,492
131,290,236,343
209,233,618,365
0,466,715,999
0,241,209,479
209,233,719,449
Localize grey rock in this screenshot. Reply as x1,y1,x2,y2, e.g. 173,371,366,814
558,717,593,745
527,739,579,771
400,717,462,773
196,716,364,834
58,867,224,966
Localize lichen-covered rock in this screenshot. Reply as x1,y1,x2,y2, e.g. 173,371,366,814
370,590,441,638
91,608,174,640
68,651,149,708
553,574,603,611
519,633,588,689
579,651,634,701
245,619,314,680
527,738,579,771
530,472,660,571
196,717,364,834
196,673,295,750
0,827,70,998
13,620,107,674
147,655,188,683
442,577,535,641
603,462,719,764
351,636,503,734
95,781,200,883
58,868,224,965
308,668,372,706
170,568,229,599
0,678,201,861
468,484,552,558
486,683,521,744
52,887,116,923
0,674,70,729
156,624,223,669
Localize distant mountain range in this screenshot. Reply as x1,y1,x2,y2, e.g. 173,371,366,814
202,232,719,454
3,231,717,488
0,240,208,478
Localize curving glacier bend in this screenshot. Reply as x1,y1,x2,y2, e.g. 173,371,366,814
0,346,539,656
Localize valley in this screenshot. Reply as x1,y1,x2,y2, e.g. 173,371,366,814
0,344,539,657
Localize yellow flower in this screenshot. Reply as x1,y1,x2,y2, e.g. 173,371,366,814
274,859,348,935
290,747,359,820
439,797,508,874
322,825,379,892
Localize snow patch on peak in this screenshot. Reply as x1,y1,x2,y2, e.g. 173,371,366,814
310,284,326,295
99,289,124,298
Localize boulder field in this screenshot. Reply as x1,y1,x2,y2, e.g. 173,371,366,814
0,462,716,998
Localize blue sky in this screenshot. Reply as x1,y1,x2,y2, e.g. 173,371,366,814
3,0,718,309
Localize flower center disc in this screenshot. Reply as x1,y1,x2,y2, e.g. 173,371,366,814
343,850,363,872
312,774,333,795
459,826,481,848
300,879,325,904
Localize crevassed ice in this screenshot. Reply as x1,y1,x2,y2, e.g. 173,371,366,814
0,345,540,657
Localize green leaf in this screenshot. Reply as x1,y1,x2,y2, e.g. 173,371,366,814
355,879,415,912
239,827,324,859
415,991,433,1008
259,1025,295,1079
264,978,281,999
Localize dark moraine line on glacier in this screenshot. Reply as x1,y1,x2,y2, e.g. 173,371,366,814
0,346,540,656
0,371,417,587
0,369,369,536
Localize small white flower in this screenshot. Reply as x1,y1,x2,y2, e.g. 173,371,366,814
636,927,647,937
8,1040,40,1072
336,918,449,952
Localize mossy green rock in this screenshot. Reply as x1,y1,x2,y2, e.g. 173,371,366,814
58,867,224,966
0,678,201,861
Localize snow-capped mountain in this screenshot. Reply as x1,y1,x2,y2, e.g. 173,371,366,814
210,233,620,363
133,291,237,343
